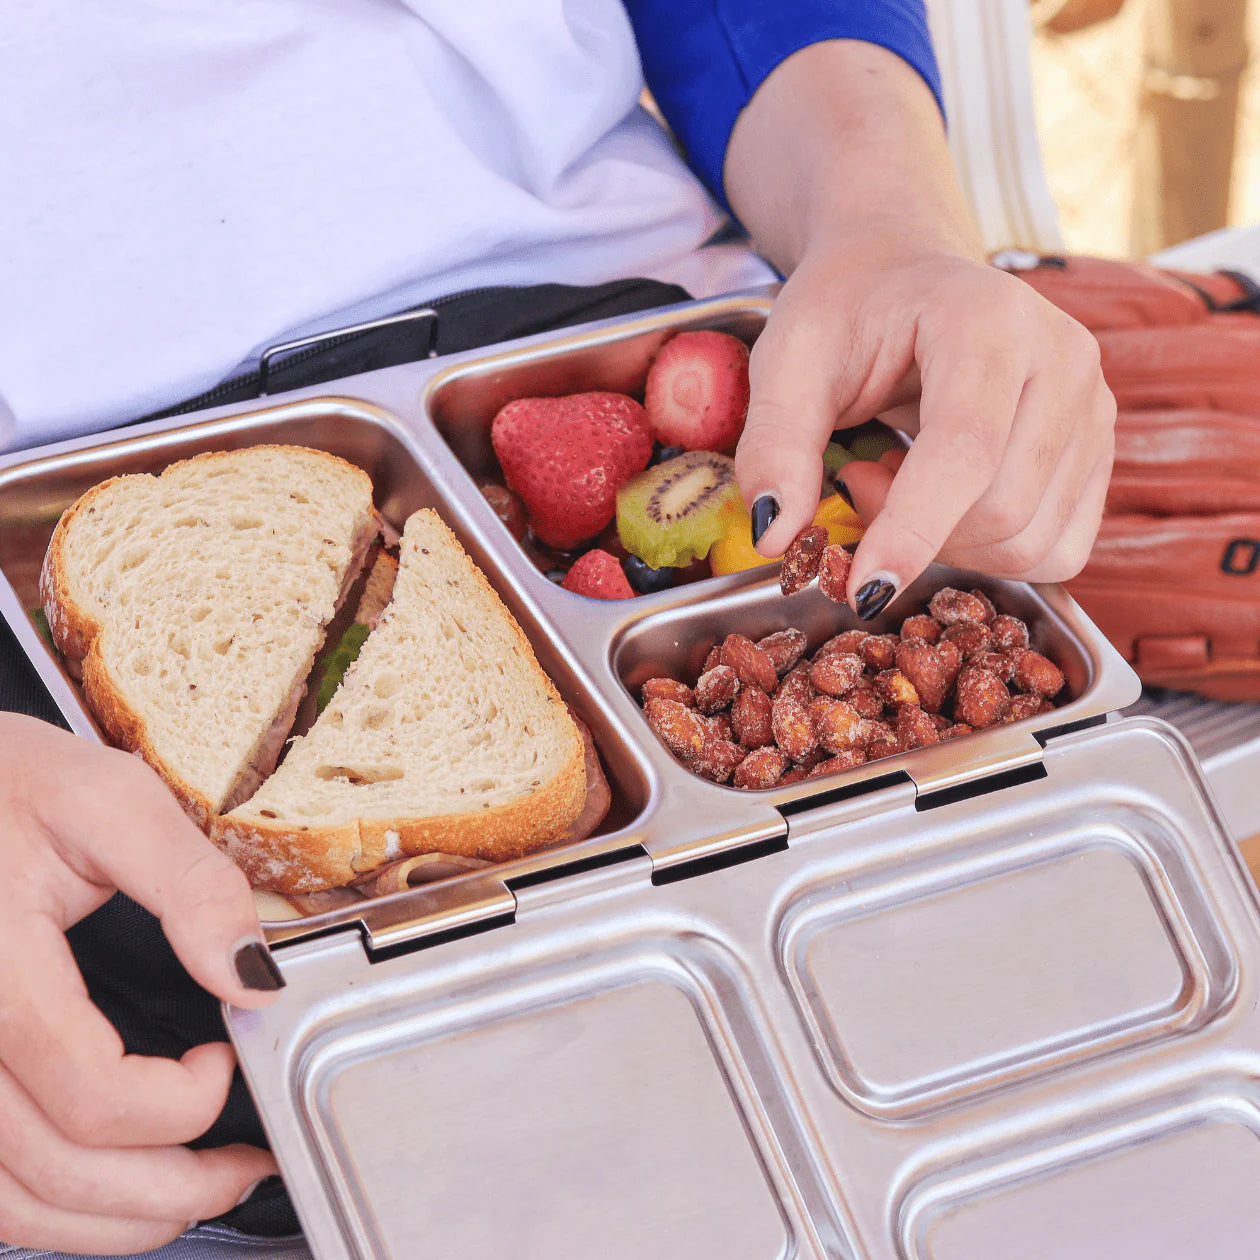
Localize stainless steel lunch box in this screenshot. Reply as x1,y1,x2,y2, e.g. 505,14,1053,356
2,290,1257,1259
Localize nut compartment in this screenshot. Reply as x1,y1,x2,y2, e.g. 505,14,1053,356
612,564,1138,803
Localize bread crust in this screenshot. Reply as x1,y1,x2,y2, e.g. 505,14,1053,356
214,509,588,893
40,445,376,831
212,746,587,893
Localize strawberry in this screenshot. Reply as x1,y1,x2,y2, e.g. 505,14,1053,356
491,392,653,549
560,549,634,599
644,331,750,455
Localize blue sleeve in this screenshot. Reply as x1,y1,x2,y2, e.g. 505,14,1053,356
623,0,944,215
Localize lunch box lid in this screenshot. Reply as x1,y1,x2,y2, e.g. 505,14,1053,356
226,716,1260,1259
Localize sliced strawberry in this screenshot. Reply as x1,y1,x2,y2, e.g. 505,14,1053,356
560,549,634,599
644,331,750,455
491,392,653,550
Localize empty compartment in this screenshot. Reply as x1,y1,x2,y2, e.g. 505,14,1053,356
304,977,795,1260
904,1108,1260,1260
783,843,1192,1115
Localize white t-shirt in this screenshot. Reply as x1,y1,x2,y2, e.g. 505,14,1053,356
0,1,775,450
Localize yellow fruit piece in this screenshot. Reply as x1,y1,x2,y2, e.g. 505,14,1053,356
708,493,865,576
708,500,768,575
812,493,865,545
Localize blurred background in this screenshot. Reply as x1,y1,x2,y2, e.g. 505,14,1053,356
1031,0,1257,254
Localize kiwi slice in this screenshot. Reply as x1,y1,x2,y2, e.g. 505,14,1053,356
616,451,740,570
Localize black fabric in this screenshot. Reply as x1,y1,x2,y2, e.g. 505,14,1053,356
1,275,692,1239
144,277,690,421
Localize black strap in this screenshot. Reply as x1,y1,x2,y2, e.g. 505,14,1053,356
142,277,690,422
1,274,692,1237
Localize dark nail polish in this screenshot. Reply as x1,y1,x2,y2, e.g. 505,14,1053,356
234,941,285,991
750,494,780,545
834,478,854,510
855,579,897,621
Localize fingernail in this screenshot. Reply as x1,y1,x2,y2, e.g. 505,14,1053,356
234,1175,279,1208
834,477,854,510
855,574,898,621
234,940,285,991
236,1179,265,1209
750,494,780,545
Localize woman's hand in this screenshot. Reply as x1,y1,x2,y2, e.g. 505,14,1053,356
0,714,281,1253
737,246,1115,615
724,39,1115,618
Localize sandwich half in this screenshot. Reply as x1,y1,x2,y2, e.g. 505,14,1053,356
215,509,588,892
40,446,378,826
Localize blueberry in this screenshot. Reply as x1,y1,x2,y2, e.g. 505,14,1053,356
650,444,686,467
623,555,677,594
544,568,567,584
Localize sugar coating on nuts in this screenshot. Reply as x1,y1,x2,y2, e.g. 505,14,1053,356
690,738,746,784
894,642,949,713
645,697,709,759
1011,649,1065,698
642,677,695,707
779,526,829,596
954,666,1011,728
731,687,775,748
929,587,991,627
817,545,853,603
940,622,992,657
756,628,808,675
989,614,1029,651
900,614,942,644
720,634,779,694
772,688,817,762
695,664,740,714
734,746,790,789
809,652,865,697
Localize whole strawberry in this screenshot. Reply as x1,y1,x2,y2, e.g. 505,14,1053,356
560,549,634,599
491,392,653,549
645,331,750,455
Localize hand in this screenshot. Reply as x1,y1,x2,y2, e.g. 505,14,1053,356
0,714,282,1253
737,246,1116,615
722,39,1115,618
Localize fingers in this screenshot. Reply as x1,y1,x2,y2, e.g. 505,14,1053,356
39,742,281,1010
843,335,1026,611
735,311,845,557
840,377,1114,586
1019,447,1114,583
0,1057,275,1227
0,915,242,1146
0,1161,189,1256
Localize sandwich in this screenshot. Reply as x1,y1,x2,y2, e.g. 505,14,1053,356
40,445,589,893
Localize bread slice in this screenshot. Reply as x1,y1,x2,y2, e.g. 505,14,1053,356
215,510,587,893
40,446,378,826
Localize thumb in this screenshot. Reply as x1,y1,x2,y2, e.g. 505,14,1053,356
51,751,284,1009
734,326,841,557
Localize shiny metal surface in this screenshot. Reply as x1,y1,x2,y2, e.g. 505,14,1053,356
0,289,1139,951
229,719,1260,1259
3,292,1255,1257
1129,691,1260,842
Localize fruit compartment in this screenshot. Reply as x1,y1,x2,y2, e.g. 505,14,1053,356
0,398,652,866
423,294,883,600
612,562,1126,798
